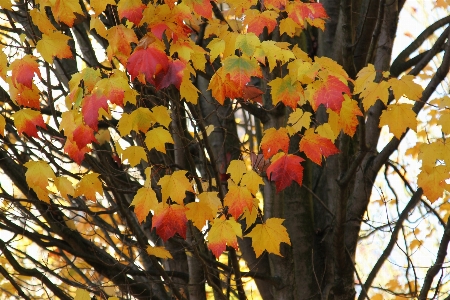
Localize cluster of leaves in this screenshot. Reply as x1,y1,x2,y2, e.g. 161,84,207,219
1,0,447,298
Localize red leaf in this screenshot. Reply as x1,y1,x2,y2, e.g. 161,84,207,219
13,109,47,137
311,75,350,112
64,139,90,164
155,59,185,90
127,45,170,86
81,93,108,131
73,124,96,149
267,154,304,192
10,55,41,89
242,85,263,103
152,205,188,241
117,0,145,25
300,129,339,165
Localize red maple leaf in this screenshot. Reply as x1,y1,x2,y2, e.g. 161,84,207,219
10,55,41,89
267,154,304,192
300,129,339,165
81,93,108,131
152,205,188,241
13,109,47,138
154,59,185,90
127,45,170,87
73,124,96,149
64,139,90,165
311,75,350,112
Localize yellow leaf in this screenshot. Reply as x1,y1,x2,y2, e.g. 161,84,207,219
145,127,174,153
74,288,91,300
316,123,338,142
74,173,103,202
36,32,72,63
207,38,225,61
158,170,194,204
30,8,57,34
235,33,261,56
197,192,222,212
90,18,108,39
130,187,158,222
90,0,116,16
24,161,55,201
354,64,376,94
186,201,215,229
117,108,156,136
227,160,248,184
147,246,173,259
54,177,74,200
208,217,242,258
389,74,423,101
50,0,84,27
287,109,312,135
180,72,200,104
0,0,13,10
0,114,5,136
245,218,291,257
122,146,147,167
418,166,450,202
241,199,259,227
240,169,264,195
379,103,417,138
151,106,172,129
360,80,391,110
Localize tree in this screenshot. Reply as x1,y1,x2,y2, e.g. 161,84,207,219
0,0,449,299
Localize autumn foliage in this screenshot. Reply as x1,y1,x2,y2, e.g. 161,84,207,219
0,0,450,299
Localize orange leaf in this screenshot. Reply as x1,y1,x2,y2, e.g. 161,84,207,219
261,127,290,159
186,201,216,230
224,185,254,218
223,55,262,89
106,25,138,66
338,95,363,137
300,129,339,165
13,109,47,137
64,139,90,165
50,0,84,27
244,9,278,36
36,32,73,63
152,204,188,241
245,218,291,257
267,153,304,192
269,74,304,108
54,177,75,201
183,0,213,18
379,103,417,138
130,187,158,222
208,218,242,258
287,2,328,30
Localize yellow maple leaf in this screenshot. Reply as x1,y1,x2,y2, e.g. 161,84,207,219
74,173,103,202
287,109,312,135
359,80,391,110
24,160,56,202
208,217,242,258
207,38,226,62
147,246,173,259
90,18,108,39
224,185,254,218
197,192,222,212
227,160,248,184
36,32,73,63
379,103,417,138
235,33,261,56
145,127,174,153
30,8,56,35
240,169,264,195
354,64,376,94
151,106,172,129
389,75,423,101
50,0,84,27
130,187,158,222
0,0,13,10
122,146,147,167
54,177,74,200
90,0,116,16
117,108,156,136
245,218,291,257
418,166,450,202
158,170,194,204
186,201,216,230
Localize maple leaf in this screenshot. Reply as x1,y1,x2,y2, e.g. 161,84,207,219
152,204,188,241
235,33,261,56
267,153,304,192
227,160,248,184
154,59,186,90
186,201,216,230
359,80,391,110
24,160,56,201
64,139,90,165
30,8,57,34
287,109,312,135
208,68,241,104
81,92,109,131
240,170,264,195
354,64,377,94
36,32,73,64
90,0,116,16
245,218,291,257
117,0,145,25
388,75,423,100
130,187,158,222
72,123,96,149
244,9,278,36
418,166,450,202
117,108,157,136
54,177,75,200
184,0,213,18
74,173,103,201
158,170,194,204
309,75,350,112
10,55,40,89
208,218,242,258
106,25,138,66
264,0,287,10
300,129,339,165
9,81,41,109
49,0,84,27
180,71,200,104
224,185,254,218
261,127,290,159
122,146,148,167
147,246,173,259
207,38,226,61
198,192,222,212
222,55,262,88
127,42,170,86
269,75,304,109
379,103,417,138
287,2,328,30
13,109,47,137
337,96,363,136
145,127,174,153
